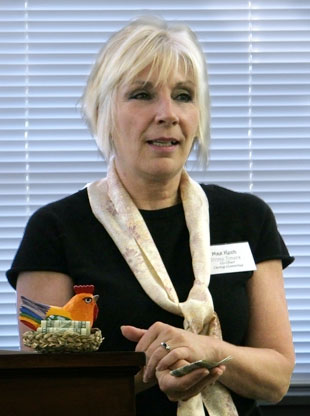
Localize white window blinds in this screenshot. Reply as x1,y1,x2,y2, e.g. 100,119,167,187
0,0,309,385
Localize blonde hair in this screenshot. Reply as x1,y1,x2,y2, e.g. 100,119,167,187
81,16,210,165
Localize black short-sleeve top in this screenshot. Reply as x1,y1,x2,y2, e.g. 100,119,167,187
6,184,294,416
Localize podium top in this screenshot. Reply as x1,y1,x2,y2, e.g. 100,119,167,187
0,350,145,371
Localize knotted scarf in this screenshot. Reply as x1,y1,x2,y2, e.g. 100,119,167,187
87,160,238,416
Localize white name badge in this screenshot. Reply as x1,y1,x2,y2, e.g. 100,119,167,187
210,242,256,275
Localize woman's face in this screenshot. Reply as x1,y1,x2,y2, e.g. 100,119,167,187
112,65,199,184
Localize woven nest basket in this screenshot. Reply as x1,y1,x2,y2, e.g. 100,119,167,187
23,328,103,353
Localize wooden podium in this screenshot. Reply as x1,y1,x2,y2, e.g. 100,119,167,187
0,350,145,416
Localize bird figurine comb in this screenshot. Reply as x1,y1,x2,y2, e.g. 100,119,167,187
73,285,95,295
20,285,103,352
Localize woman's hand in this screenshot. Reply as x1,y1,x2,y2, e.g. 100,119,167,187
122,322,220,380
121,322,225,401
155,365,225,402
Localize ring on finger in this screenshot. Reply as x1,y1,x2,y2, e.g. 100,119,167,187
160,341,171,352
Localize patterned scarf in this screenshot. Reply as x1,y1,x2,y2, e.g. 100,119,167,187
87,161,238,416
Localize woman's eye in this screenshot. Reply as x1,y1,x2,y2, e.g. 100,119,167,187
130,91,151,100
175,92,193,102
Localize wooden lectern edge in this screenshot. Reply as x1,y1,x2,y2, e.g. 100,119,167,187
0,350,146,373
0,350,146,415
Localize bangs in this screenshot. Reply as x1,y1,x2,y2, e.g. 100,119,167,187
119,38,197,88
145,49,196,87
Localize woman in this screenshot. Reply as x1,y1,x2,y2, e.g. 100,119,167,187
7,16,295,416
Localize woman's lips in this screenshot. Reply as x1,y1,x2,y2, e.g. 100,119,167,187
146,138,179,147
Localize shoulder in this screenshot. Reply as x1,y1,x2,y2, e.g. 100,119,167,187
200,184,272,217
36,188,88,214
199,184,280,254
27,188,90,227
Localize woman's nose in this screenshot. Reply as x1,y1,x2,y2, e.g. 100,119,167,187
154,96,179,126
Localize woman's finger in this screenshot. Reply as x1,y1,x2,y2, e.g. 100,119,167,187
157,368,210,401
143,344,175,382
173,373,218,402
120,325,147,342
155,346,190,372
135,321,175,353
157,366,225,402
144,346,191,382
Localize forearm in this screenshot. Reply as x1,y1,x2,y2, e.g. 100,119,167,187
214,339,295,403
219,260,295,403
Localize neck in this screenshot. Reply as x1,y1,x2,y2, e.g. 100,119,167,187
133,184,181,210
114,165,182,210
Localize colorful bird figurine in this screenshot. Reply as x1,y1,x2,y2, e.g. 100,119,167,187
19,285,99,331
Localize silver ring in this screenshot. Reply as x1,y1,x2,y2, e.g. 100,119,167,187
160,341,171,352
